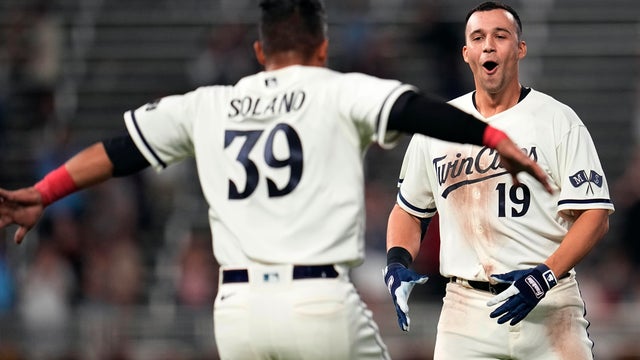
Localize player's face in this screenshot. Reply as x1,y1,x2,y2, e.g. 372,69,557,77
462,9,526,95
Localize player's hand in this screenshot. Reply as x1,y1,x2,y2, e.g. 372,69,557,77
383,263,429,331
494,138,553,194
0,187,45,244
486,264,558,326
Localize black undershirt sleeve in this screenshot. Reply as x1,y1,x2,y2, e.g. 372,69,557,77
387,90,487,146
103,134,151,177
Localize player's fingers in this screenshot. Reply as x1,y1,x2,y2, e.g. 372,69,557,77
14,226,28,244
395,287,410,312
0,215,13,228
487,285,519,306
0,188,11,199
394,304,409,331
530,163,553,194
511,174,521,187
490,274,510,284
509,307,531,326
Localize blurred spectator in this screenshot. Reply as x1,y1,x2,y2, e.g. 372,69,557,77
412,0,467,98
81,241,111,305
80,178,148,306
6,1,64,132
344,25,398,79
0,238,15,313
176,230,217,309
614,64,640,270
0,46,8,186
612,149,640,267
107,239,145,306
19,240,75,358
186,24,258,87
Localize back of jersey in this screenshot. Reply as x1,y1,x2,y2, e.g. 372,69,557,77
125,65,412,267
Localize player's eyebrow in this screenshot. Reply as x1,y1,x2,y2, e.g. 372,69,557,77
468,27,513,38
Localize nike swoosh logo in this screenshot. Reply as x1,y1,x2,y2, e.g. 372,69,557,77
220,293,236,301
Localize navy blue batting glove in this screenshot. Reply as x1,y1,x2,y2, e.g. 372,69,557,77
486,264,558,326
383,263,429,331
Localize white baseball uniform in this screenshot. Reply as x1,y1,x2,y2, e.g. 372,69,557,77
397,88,614,359
124,65,414,359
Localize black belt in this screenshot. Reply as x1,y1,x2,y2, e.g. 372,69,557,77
451,272,569,295
222,265,339,283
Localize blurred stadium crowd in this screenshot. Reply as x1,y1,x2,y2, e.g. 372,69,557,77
0,0,639,359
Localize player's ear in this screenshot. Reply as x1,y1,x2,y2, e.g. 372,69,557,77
462,45,470,64
518,40,527,60
313,39,329,66
254,41,266,66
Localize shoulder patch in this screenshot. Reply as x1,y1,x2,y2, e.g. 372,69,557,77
569,170,603,195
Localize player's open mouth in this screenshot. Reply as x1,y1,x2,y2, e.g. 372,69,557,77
483,61,498,73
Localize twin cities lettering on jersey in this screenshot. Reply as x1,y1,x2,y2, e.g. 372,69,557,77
435,146,538,198
228,90,306,119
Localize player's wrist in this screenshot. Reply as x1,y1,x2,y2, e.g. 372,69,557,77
386,246,413,267
482,126,508,149
34,165,78,206
534,264,558,289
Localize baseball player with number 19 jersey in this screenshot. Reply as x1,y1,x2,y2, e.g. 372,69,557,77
396,87,615,358
399,87,615,281
385,3,615,358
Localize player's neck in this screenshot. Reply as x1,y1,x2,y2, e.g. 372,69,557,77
263,52,325,71
473,82,523,118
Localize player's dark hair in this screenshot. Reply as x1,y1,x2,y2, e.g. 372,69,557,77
466,1,522,39
258,0,327,61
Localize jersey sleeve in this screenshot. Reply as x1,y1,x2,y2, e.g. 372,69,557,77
556,119,615,215
396,134,438,218
123,91,197,171
338,73,416,149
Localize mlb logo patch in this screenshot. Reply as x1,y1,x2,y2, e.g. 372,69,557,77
265,77,278,88
145,98,161,111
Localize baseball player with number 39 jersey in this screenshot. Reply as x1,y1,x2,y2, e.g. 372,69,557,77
384,2,614,359
127,65,411,360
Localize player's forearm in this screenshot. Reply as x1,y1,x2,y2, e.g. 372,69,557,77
35,143,114,206
386,204,423,261
544,209,609,277
65,142,115,188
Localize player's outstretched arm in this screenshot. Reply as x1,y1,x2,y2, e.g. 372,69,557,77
0,142,114,244
387,91,552,193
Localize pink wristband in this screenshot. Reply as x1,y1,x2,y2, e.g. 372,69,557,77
34,165,78,206
482,126,508,149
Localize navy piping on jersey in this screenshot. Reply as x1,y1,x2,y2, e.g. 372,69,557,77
558,198,613,206
397,190,437,216
129,110,167,168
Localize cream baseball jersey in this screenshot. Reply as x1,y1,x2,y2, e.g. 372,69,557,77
124,65,414,267
397,88,615,281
